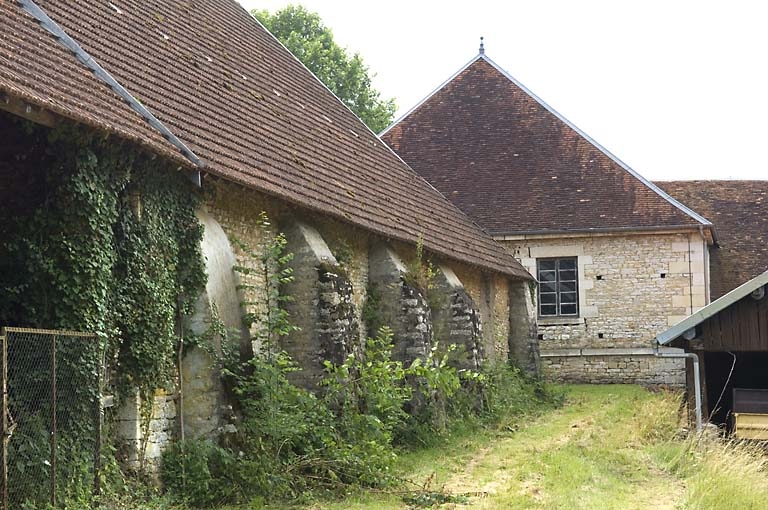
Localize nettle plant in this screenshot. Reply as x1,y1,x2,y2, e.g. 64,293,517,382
232,211,299,354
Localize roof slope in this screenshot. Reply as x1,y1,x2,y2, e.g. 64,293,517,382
658,181,768,299
381,55,711,236
0,1,529,280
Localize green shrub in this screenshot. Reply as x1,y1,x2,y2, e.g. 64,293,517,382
161,439,240,507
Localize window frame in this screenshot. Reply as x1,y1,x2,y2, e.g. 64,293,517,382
537,257,579,318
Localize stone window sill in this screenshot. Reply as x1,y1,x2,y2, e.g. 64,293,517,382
538,316,584,327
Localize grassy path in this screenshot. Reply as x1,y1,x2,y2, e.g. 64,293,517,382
287,385,686,509
437,385,684,509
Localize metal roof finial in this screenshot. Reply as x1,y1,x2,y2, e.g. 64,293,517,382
479,36,485,55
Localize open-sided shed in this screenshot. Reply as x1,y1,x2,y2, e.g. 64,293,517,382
656,271,768,429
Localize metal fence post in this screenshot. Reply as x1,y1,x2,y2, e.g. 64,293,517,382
94,338,102,501
50,333,57,508
1,329,7,510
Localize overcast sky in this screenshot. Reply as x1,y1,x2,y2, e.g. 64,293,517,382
238,1,767,181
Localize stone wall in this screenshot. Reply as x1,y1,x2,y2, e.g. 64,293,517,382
542,349,686,387
368,245,433,365
281,221,359,389
115,390,177,475
431,265,483,370
114,180,537,476
500,230,708,384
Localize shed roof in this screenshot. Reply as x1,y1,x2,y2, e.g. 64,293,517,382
658,181,768,299
0,0,530,280
656,270,768,345
381,53,713,239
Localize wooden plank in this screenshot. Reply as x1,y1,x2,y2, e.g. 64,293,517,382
0,94,58,128
748,299,761,350
702,315,717,350
719,306,735,350
758,296,768,349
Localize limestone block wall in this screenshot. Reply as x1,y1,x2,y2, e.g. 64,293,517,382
508,279,540,375
451,263,538,373
282,221,360,389
112,180,538,477
311,219,370,346
431,265,483,370
368,245,433,365
501,230,708,384
545,353,685,387
115,390,177,474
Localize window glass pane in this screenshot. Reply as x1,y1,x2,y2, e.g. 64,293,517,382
540,304,557,316
538,260,556,271
540,292,557,304
537,257,579,318
539,270,556,282
541,281,557,293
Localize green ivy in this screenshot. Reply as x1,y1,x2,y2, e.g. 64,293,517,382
0,119,206,400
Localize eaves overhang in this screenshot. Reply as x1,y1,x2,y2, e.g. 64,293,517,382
493,224,716,244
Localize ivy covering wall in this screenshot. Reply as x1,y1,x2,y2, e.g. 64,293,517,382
0,113,206,397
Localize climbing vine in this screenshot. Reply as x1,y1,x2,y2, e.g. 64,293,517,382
232,211,299,355
0,118,206,400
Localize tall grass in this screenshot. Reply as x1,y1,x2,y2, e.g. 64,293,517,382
657,436,768,510
643,391,768,510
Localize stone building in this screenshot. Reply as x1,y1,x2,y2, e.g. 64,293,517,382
0,2,536,471
381,45,718,387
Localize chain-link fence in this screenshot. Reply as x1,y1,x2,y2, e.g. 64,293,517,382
0,327,101,510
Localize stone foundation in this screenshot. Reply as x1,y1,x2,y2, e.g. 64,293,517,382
541,349,685,387
116,389,177,474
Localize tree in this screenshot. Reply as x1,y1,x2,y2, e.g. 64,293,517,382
253,5,397,133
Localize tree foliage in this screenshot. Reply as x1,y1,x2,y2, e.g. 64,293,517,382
253,5,397,133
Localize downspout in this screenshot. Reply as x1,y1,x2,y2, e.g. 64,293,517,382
688,236,694,313
699,225,709,303
653,342,702,432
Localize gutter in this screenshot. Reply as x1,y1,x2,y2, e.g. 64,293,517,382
494,224,713,240
17,0,204,185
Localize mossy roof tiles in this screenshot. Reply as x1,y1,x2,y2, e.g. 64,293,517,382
381,55,712,237
0,1,529,279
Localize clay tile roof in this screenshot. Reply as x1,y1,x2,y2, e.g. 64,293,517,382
657,181,768,299
0,1,529,280
381,55,712,237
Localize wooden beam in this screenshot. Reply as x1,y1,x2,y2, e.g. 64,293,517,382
0,93,58,127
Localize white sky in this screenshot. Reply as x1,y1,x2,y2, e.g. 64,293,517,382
239,1,768,181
